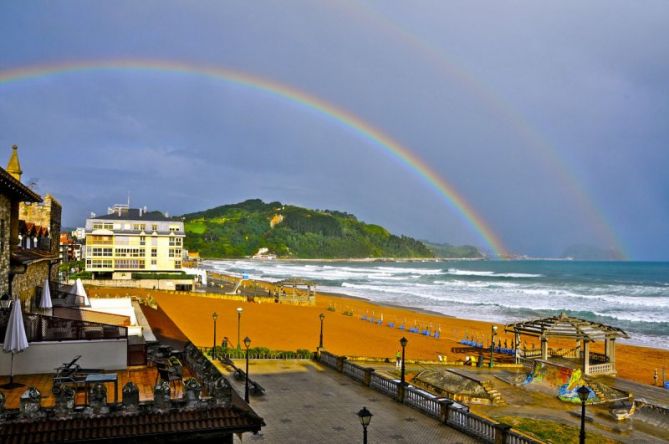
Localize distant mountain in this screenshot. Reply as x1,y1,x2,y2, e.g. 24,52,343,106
561,244,622,260
181,199,434,259
421,241,485,259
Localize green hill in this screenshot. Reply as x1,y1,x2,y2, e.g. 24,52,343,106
181,199,434,259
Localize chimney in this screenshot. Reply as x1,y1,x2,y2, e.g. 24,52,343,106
7,145,23,181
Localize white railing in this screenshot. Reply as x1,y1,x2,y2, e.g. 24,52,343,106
507,430,541,444
319,351,338,369
342,360,366,382
404,387,440,418
370,373,399,398
588,362,614,375
447,407,497,442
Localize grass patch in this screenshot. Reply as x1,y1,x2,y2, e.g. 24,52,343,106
495,416,618,444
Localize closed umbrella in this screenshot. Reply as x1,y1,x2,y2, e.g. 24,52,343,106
68,278,90,306
39,278,52,315
2,298,29,388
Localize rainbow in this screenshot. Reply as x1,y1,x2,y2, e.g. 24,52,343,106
0,59,509,257
342,2,626,259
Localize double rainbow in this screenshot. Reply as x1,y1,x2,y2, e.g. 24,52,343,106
0,59,509,257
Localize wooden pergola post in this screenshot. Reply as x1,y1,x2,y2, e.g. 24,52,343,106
540,333,548,360
582,339,590,375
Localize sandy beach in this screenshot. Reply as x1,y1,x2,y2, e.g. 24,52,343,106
88,285,669,386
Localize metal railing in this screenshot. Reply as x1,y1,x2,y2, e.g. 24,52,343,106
0,310,127,342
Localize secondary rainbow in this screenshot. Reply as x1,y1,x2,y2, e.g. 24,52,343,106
340,2,626,258
0,59,509,257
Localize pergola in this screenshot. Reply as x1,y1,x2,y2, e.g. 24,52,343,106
505,312,629,376
275,278,317,300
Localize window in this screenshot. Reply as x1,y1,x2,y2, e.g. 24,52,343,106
92,223,113,230
151,224,158,232
114,259,145,269
175,260,181,269
169,248,175,258
151,248,157,257
88,259,112,269
91,247,113,257
133,224,146,231
139,236,146,246
151,259,157,265
115,248,145,257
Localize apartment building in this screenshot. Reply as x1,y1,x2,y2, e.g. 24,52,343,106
85,204,185,278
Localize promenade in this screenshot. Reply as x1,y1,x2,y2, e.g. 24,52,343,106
217,359,476,443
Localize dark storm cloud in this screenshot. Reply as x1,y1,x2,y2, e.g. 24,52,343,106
0,0,667,258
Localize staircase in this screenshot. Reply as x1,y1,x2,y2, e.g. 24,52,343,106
481,380,506,406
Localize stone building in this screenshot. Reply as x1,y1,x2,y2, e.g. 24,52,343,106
0,145,61,303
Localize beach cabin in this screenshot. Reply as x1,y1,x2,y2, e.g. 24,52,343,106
506,312,629,376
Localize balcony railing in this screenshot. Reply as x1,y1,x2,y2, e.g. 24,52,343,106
0,309,127,342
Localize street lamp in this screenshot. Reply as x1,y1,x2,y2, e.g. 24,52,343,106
244,336,251,403
236,307,243,350
212,312,218,359
319,313,325,349
399,337,408,386
489,325,498,368
577,385,590,444
357,406,373,444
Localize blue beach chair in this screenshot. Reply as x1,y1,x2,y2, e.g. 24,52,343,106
387,322,395,328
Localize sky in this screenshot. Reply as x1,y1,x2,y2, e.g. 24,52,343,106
0,1,668,259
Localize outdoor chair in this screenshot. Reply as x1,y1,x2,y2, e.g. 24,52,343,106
387,322,395,328
398,324,405,330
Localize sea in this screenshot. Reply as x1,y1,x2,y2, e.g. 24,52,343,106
202,259,669,350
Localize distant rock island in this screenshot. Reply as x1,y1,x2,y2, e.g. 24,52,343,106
421,241,485,259
181,199,483,259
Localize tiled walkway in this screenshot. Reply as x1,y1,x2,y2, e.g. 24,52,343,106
218,360,476,444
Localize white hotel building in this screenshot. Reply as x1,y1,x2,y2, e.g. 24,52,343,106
85,204,185,278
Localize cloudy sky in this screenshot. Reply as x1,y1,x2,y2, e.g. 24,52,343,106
1,1,667,259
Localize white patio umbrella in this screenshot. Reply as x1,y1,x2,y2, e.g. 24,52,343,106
2,298,29,388
39,278,52,315
68,278,90,306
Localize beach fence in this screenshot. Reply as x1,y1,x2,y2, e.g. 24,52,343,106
317,350,542,444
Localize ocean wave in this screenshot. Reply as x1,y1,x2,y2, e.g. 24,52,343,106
446,268,542,278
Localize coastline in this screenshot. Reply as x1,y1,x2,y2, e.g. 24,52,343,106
100,279,669,386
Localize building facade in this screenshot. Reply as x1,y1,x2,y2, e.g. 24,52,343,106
0,145,61,303
85,205,185,278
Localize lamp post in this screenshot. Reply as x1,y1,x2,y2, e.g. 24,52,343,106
577,385,590,444
212,312,218,359
357,406,373,444
244,336,251,403
236,307,243,350
319,313,325,349
489,325,498,368
399,337,408,385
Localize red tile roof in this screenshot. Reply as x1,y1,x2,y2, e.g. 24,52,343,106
0,405,263,443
